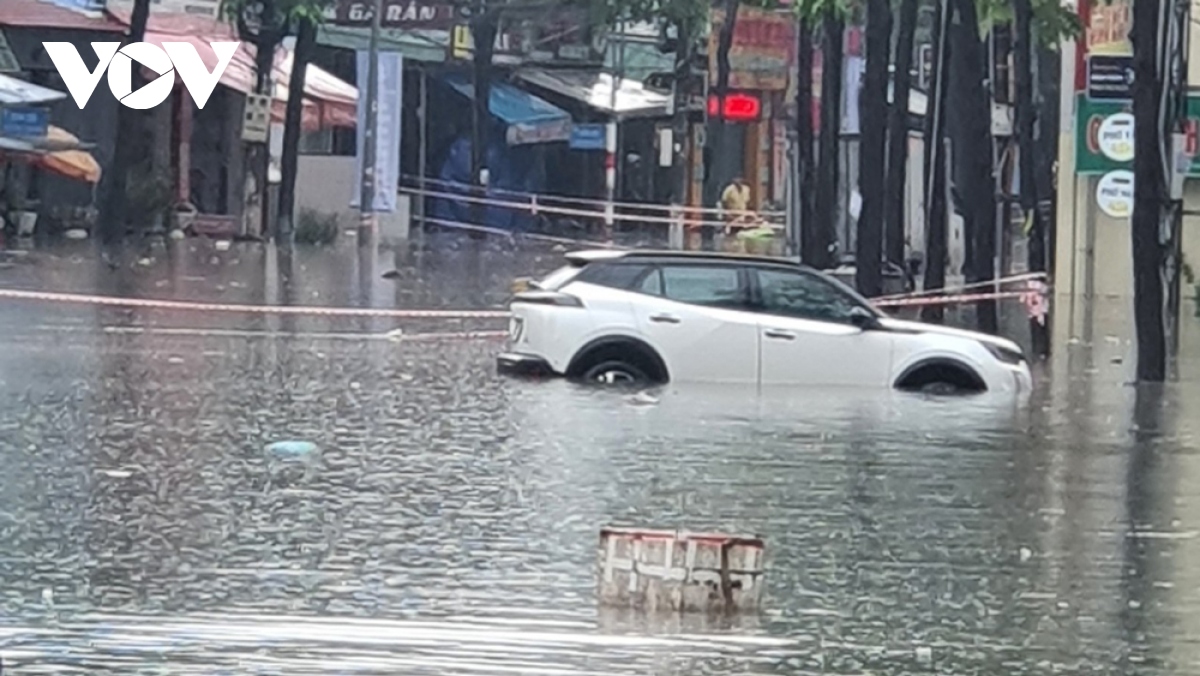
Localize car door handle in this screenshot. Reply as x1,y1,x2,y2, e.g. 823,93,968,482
649,313,681,324
764,328,796,340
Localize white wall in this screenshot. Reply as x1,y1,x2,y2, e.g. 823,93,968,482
295,155,410,243
296,156,359,227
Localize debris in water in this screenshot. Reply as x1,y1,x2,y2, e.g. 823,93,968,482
628,391,660,406
265,440,319,457
915,646,932,666
215,240,232,251
169,229,186,240
167,356,185,365
64,228,89,240
1019,547,1033,562
96,468,133,479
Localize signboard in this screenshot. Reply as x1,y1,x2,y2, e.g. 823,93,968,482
1086,54,1134,100
1095,170,1133,218
1075,93,1200,175
326,0,455,29
1075,0,1132,92
0,107,48,138
507,117,570,146
569,123,606,150
352,51,403,212
709,6,795,91
918,43,932,91
241,93,270,143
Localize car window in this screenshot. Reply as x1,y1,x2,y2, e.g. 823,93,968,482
575,263,650,290
638,267,664,296
660,265,744,308
755,268,866,323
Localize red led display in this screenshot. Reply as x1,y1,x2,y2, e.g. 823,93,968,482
707,93,762,121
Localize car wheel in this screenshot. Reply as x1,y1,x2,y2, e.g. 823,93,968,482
580,360,649,386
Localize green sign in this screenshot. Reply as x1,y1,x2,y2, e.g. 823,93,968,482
1076,93,1200,176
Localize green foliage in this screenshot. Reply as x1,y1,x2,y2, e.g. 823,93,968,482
219,0,332,36
294,208,340,245
978,0,1082,45
125,159,173,227
791,0,850,21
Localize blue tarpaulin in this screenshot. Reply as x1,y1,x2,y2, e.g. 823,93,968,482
439,73,571,146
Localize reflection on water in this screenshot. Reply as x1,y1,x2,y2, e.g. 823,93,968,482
1,240,1200,674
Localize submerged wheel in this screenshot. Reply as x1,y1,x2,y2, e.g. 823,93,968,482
580,360,650,386
895,360,987,395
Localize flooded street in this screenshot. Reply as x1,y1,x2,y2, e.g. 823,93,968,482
3,238,1200,674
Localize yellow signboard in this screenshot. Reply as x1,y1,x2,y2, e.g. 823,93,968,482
452,24,472,59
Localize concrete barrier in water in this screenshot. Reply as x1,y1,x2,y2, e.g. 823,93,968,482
597,527,766,613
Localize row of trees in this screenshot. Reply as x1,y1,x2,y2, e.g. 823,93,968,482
788,0,1077,354
98,0,328,248
97,0,1076,347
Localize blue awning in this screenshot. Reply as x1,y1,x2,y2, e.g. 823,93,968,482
440,73,572,146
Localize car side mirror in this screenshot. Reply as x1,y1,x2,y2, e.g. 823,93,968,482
848,307,880,330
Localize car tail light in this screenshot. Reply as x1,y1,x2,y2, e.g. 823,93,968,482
512,291,584,307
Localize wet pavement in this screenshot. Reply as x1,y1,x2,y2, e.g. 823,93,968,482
2,237,1200,674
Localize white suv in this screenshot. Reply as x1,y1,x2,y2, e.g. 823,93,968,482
497,251,1032,394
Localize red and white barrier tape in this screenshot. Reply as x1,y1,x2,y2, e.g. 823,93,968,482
93,325,510,341
0,288,510,319
872,272,1048,301
0,280,1050,322
873,290,1032,308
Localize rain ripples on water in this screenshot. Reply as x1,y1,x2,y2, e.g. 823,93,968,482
2,240,1200,674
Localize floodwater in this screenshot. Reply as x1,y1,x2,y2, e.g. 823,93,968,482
2,236,1200,674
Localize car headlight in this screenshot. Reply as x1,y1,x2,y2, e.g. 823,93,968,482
982,341,1026,366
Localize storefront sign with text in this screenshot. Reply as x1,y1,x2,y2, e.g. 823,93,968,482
326,0,455,29
1075,94,1200,175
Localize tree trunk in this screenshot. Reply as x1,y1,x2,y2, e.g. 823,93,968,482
1036,44,1060,290
275,17,316,241
470,8,497,235
795,18,814,261
855,0,890,297
920,0,949,324
97,0,152,249
670,18,695,218
252,0,278,239
1131,0,1167,381
1012,0,1047,357
811,11,843,270
710,0,739,251
884,0,917,269
949,0,997,334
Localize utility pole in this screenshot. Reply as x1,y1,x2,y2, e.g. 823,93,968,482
358,0,382,241
669,18,695,240
605,24,623,242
